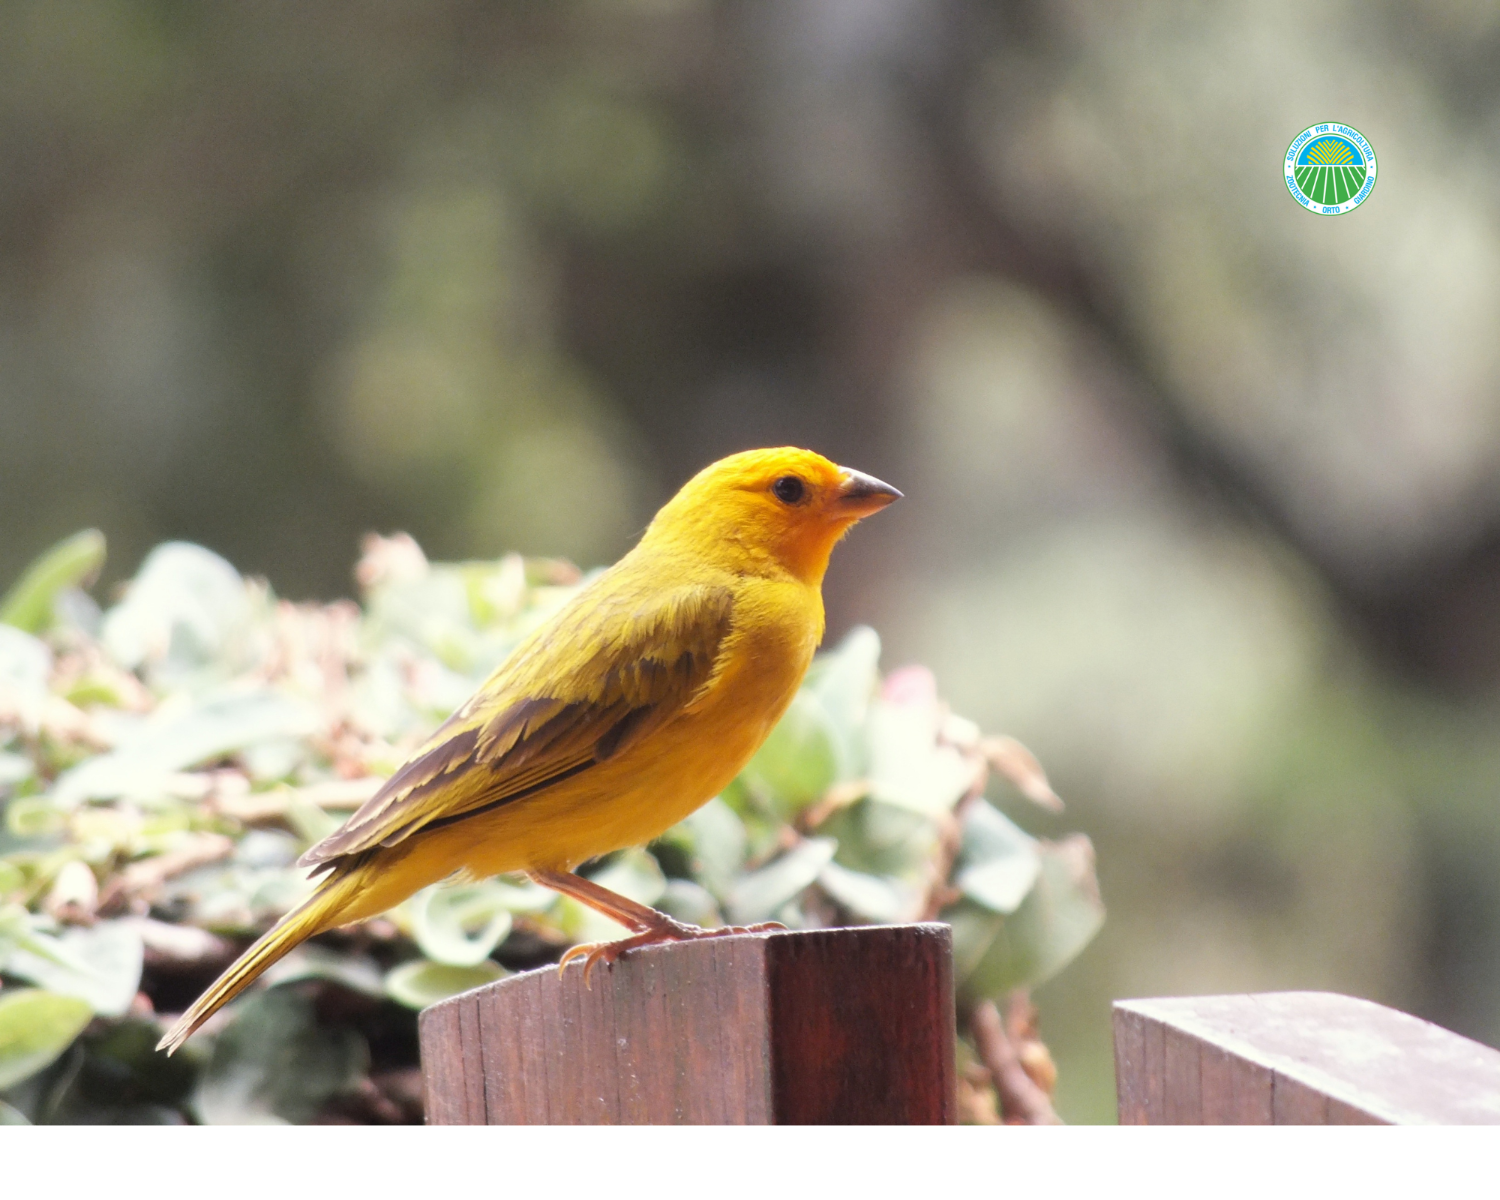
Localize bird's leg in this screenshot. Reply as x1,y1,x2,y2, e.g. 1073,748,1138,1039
528,868,669,932
528,868,785,986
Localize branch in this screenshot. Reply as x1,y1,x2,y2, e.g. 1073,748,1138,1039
98,833,234,909
969,998,1063,1125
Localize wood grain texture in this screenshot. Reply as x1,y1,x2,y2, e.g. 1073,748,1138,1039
1114,991,1500,1125
419,923,956,1124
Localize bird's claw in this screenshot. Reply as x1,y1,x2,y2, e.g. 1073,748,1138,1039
557,919,789,988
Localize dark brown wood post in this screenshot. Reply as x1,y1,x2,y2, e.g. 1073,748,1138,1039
1114,991,1500,1124
420,923,956,1124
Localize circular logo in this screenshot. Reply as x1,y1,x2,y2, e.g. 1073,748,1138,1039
1285,123,1377,214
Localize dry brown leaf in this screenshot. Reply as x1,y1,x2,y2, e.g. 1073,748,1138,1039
956,1072,1002,1124
212,776,381,823
101,833,235,906
982,734,1063,811
128,917,234,965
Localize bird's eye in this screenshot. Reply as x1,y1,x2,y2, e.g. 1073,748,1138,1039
772,475,806,505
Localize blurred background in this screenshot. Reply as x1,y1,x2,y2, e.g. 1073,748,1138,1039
4,0,1500,1122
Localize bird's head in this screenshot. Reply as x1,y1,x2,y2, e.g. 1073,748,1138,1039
643,447,901,585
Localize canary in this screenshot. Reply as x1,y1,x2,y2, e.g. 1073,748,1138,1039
158,447,899,1053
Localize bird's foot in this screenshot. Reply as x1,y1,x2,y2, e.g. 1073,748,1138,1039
558,917,787,988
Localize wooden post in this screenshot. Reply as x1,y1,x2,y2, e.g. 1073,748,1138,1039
1115,991,1500,1124
420,923,956,1124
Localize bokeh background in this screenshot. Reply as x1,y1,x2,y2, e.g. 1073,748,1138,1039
5,0,1500,1122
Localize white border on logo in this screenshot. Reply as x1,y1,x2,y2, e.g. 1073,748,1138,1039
1284,123,1378,215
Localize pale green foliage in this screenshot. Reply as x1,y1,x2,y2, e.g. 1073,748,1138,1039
0,991,93,1090
0,530,1102,1122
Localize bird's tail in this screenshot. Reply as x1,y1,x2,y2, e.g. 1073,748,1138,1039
155,868,363,1055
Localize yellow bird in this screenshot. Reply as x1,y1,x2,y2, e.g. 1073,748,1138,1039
158,446,899,1054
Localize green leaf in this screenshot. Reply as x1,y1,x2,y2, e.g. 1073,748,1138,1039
959,797,1039,864
0,626,51,728
284,795,340,845
52,689,320,806
654,879,722,927
821,798,938,877
4,919,144,1017
742,690,841,816
461,553,528,627
671,797,747,899
4,796,66,838
865,698,974,817
482,875,559,913
192,988,368,1124
586,848,666,908
950,834,1105,1002
956,857,1042,914
407,881,515,967
240,738,306,783
803,625,881,773
100,542,250,677
0,902,89,973
0,989,93,1089
726,837,836,924
953,800,1041,914
0,530,106,634
364,568,478,671
817,860,916,923
0,751,36,790
383,959,506,1010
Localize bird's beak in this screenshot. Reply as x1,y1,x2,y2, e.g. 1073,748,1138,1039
834,467,903,517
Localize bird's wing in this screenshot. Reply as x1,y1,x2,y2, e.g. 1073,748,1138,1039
299,579,735,870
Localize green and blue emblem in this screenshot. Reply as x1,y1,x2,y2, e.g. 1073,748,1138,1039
1285,123,1377,214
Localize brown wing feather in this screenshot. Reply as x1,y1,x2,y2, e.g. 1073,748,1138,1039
298,579,734,871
